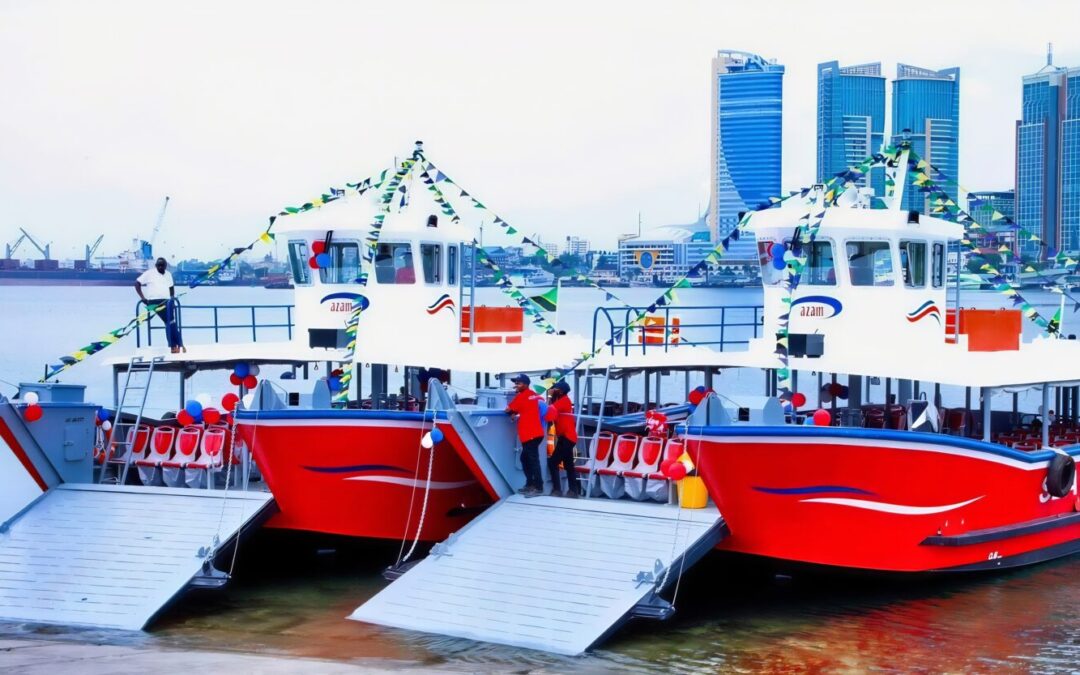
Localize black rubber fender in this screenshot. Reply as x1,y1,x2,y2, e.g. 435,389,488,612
1046,453,1076,499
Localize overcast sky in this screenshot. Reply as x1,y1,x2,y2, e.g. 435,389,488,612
1,0,1078,260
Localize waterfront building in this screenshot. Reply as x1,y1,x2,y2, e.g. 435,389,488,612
618,214,754,284
535,238,560,257
967,189,1016,251
1016,52,1080,257
817,61,886,195
890,63,960,213
563,236,589,257
709,50,784,243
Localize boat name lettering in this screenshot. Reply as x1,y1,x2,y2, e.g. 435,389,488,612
790,295,842,319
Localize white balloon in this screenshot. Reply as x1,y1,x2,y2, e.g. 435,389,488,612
101,420,112,432
420,432,434,449
23,392,39,405
249,365,261,377
196,393,213,408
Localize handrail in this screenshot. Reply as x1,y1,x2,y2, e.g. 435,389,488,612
591,304,763,355
135,300,294,347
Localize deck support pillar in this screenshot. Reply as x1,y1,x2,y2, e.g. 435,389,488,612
981,387,992,442
1042,385,1052,448
897,379,912,406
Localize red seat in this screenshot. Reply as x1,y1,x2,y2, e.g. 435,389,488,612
887,405,907,430
1014,442,1037,452
163,426,202,487
597,434,640,499
135,426,176,486
575,431,614,474
107,423,151,465
863,408,885,429
943,409,968,436
623,436,665,501
185,427,227,488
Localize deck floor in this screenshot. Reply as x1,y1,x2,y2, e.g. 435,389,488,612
0,484,274,631
349,495,724,655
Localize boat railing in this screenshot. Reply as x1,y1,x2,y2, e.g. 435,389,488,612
135,300,294,347
591,304,763,355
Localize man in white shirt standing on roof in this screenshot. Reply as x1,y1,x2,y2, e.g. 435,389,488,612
134,257,183,353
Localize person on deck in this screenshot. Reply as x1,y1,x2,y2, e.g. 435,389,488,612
505,373,544,496
134,257,183,353
545,380,580,498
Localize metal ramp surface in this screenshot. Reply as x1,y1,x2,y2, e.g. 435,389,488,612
349,495,726,655
0,484,274,631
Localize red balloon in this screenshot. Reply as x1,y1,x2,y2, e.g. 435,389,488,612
224,413,234,426
660,459,676,476
791,392,807,408
24,404,43,422
308,256,319,269
221,392,240,411
688,390,704,406
812,409,832,426
243,374,258,389
311,241,326,255
229,373,242,386
203,408,222,425
177,410,195,426
667,462,688,480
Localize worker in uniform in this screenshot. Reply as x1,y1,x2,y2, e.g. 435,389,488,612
546,380,580,498
505,373,544,496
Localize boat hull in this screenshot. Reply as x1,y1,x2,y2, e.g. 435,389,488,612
683,426,1080,573
236,410,493,541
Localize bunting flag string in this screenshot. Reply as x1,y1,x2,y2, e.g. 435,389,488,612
902,151,1057,332
41,166,394,382
905,153,1079,328
335,152,423,404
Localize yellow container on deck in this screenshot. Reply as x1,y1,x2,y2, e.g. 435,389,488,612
677,476,708,509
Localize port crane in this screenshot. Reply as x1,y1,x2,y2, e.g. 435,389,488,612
85,234,104,265
141,196,169,261
19,228,51,260
4,232,27,259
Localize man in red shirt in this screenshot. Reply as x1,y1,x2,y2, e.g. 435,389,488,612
545,380,580,498
505,373,544,496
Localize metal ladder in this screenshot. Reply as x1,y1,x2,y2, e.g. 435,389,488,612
100,356,162,485
575,366,612,499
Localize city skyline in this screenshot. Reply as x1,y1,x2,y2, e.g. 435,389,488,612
1,1,1078,258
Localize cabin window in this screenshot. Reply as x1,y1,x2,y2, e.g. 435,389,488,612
901,241,927,288
318,242,361,284
448,245,458,285
804,241,836,286
932,242,945,288
374,242,415,284
846,241,894,287
287,240,311,286
421,244,442,284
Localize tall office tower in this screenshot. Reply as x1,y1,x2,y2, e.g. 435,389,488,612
1016,48,1080,257
890,64,960,213
967,189,1016,249
709,50,784,244
817,61,886,195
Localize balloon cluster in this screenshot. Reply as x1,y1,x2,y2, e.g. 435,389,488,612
22,392,43,423
94,406,113,432
229,362,259,389
421,426,445,449
308,241,331,270
769,242,788,271
661,452,695,481
819,382,849,404
178,393,219,426
645,409,669,438
688,385,714,407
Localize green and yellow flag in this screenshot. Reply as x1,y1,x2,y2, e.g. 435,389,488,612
528,286,558,312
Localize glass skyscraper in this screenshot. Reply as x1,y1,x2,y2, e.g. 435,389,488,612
709,50,784,246
817,61,885,195
890,64,960,213
1017,55,1080,256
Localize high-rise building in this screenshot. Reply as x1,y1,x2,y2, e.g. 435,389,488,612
817,61,886,195
1016,50,1080,256
890,63,960,213
967,189,1016,249
563,236,589,257
709,50,784,243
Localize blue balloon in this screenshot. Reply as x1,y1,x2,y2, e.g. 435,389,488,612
693,385,707,394
315,253,332,268
327,376,341,392
430,427,445,444
233,362,250,378
538,400,549,422
769,242,785,260
772,255,786,271
803,417,815,425
96,408,111,422
185,400,203,417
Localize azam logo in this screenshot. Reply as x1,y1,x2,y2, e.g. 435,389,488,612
427,294,456,316
790,295,843,318
906,300,941,324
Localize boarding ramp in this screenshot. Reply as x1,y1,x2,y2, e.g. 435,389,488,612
349,495,726,655
0,484,275,631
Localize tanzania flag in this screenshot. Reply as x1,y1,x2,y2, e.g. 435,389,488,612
1048,306,1062,335
529,286,558,312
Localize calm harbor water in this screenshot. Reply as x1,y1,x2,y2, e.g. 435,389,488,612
1,284,1079,671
